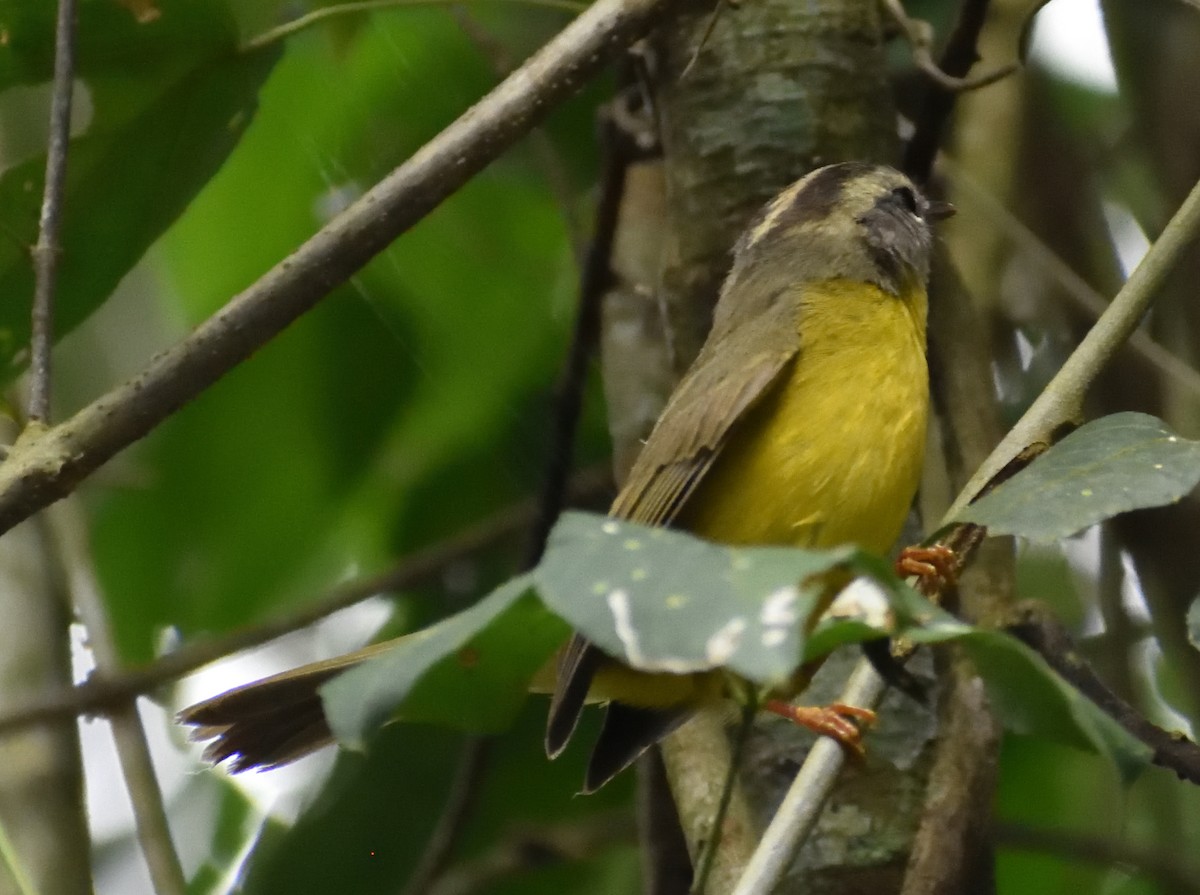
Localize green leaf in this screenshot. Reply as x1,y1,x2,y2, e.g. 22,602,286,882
953,631,1151,784
92,12,579,661
321,575,568,749
535,511,1147,778
802,602,1150,781
957,413,1200,541
0,2,280,379
535,511,896,687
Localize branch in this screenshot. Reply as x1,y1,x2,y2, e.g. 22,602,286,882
904,0,999,182
899,651,1000,894
728,661,886,895
882,0,1016,97
28,0,78,422
900,246,1008,894
42,502,186,895
0,465,610,736
0,0,685,538
525,108,634,566
1005,601,1200,786
400,738,494,895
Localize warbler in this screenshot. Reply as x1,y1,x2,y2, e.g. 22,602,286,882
544,162,950,791
179,162,950,788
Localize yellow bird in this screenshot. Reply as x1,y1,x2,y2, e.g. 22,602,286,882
179,162,950,788
544,162,950,791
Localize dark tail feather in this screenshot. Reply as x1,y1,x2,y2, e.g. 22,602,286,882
545,635,603,758
179,663,350,771
584,703,691,794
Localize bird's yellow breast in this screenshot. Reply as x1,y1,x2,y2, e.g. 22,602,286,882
678,279,929,554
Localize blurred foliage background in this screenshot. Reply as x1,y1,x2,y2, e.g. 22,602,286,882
1,0,1200,893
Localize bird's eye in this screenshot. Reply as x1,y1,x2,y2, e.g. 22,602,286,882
892,186,920,216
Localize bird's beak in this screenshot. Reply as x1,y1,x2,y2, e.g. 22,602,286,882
925,200,956,221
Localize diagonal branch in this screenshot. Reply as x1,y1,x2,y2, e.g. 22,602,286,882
948,172,1200,517
0,0,685,538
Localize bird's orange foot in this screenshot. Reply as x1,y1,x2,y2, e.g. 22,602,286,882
896,544,959,596
764,700,876,759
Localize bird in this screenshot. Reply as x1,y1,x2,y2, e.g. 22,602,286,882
177,162,950,788
544,161,951,792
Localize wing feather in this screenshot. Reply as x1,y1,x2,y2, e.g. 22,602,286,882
613,303,799,524
546,297,800,763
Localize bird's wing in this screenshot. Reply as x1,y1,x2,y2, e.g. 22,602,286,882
611,325,798,526
545,298,800,764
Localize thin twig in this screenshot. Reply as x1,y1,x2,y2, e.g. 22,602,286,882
28,0,78,423
659,713,758,894
732,171,1200,895
881,0,1016,96
400,738,493,895
525,109,630,566
0,0,686,538
242,0,585,51
678,0,728,79
0,465,610,736
904,0,998,182
449,9,586,257
945,161,1200,400
403,100,630,890
41,502,186,895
